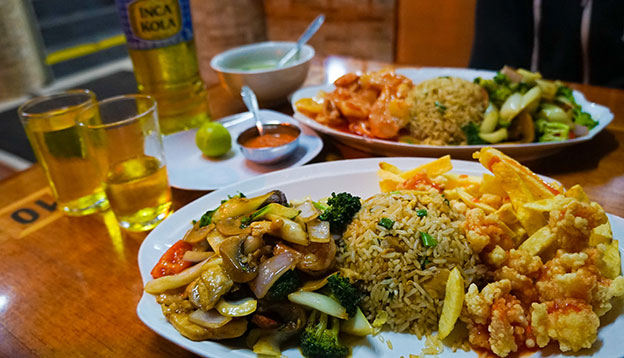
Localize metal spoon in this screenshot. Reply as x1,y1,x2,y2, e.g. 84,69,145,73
240,86,264,136
277,14,325,68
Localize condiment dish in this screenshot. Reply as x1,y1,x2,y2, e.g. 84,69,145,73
236,122,301,164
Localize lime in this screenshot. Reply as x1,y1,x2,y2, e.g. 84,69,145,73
195,121,232,157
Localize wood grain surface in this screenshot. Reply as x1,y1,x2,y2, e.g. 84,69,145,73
0,56,623,357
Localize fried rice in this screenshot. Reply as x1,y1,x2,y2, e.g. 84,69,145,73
337,190,485,338
407,76,485,145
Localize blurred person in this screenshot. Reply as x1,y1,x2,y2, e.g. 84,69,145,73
469,0,624,88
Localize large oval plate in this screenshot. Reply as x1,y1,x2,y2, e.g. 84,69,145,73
137,157,624,358
290,67,614,161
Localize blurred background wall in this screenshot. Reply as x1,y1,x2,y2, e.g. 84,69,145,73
19,0,476,95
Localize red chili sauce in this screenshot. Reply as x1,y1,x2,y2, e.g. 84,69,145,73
242,132,297,148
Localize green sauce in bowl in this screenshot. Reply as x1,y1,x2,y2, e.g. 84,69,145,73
236,60,278,71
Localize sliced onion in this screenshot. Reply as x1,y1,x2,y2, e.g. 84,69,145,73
296,201,320,222
144,257,212,294
307,219,330,243
573,124,589,137
249,252,297,299
188,309,232,328
183,251,214,263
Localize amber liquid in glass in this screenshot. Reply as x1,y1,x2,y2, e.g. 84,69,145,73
104,155,172,231
25,111,108,215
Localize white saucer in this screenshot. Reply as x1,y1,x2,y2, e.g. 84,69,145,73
163,110,324,190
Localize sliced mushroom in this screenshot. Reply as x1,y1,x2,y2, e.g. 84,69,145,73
183,222,214,243
215,217,251,236
259,190,288,207
219,236,258,283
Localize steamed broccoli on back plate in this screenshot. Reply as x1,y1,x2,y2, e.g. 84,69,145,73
472,66,598,144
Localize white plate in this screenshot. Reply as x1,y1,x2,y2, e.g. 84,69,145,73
290,67,614,161
163,109,323,190
137,157,624,358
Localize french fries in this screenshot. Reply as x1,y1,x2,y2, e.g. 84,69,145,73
378,155,453,192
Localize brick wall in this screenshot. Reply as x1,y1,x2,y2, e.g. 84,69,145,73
264,0,396,62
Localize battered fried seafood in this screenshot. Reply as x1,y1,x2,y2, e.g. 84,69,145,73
458,148,624,357
378,148,623,357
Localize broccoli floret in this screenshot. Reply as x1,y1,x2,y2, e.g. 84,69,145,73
556,85,598,129
265,270,301,301
461,122,487,145
300,310,348,358
475,75,513,107
493,72,510,85
318,192,361,234
536,119,570,142
572,107,598,129
556,85,575,101
327,273,362,317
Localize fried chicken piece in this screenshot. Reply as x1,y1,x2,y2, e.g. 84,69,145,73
530,299,600,352
186,263,233,311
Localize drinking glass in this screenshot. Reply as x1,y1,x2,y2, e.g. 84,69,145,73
78,95,172,231
18,90,109,216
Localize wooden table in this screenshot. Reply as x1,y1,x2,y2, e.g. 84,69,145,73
0,56,622,357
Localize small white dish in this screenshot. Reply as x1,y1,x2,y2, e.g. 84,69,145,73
290,67,614,162
163,109,323,190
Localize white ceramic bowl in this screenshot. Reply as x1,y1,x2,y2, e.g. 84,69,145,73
210,41,314,107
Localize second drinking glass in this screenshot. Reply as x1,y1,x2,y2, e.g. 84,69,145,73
78,95,172,231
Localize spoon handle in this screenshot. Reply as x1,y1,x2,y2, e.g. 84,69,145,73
240,86,264,136
278,14,325,67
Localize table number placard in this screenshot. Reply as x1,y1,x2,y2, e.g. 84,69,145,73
0,187,63,241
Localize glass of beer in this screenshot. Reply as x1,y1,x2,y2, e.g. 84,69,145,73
78,95,172,231
18,90,109,216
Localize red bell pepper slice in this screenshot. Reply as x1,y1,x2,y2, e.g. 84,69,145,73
150,240,193,279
